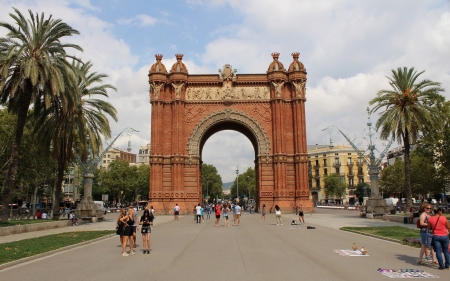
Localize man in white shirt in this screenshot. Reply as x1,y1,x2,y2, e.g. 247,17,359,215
195,203,202,223
234,204,242,225
174,203,180,220
41,211,47,219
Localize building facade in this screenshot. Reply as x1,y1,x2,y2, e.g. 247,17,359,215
308,144,369,204
138,143,151,166
99,147,137,170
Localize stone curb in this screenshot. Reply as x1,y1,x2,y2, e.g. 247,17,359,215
0,233,115,271
340,228,407,244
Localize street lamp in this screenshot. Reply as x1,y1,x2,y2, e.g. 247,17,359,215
236,166,239,202
206,181,209,202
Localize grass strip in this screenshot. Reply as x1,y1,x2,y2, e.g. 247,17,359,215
0,219,61,227
340,226,422,247
0,230,114,265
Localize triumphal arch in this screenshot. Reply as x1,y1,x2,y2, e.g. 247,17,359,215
148,52,312,214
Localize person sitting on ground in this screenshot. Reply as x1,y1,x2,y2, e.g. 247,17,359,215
41,211,47,219
36,210,42,219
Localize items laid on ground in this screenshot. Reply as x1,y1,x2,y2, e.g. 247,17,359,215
377,268,438,278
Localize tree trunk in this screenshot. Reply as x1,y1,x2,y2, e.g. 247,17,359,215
403,131,412,212
53,161,65,220
0,83,33,223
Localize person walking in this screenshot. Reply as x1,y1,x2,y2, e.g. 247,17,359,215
234,203,242,226
298,204,305,225
223,203,230,227
139,209,153,254
275,205,282,226
120,208,135,256
214,203,221,227
174,203,180,220
428,207,450,270
294,202,299,216
206,204,211,220
260,204,266,221
417,203,437,264
195,203,202,223
201,205,205,222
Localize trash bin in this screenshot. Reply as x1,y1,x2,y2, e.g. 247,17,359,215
403,216,408,224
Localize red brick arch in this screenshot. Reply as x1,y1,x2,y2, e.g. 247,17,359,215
148,53,312,214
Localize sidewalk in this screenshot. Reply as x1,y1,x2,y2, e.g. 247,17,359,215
0,212,176,244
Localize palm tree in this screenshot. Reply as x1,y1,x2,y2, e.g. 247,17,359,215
31,60,117,218
0,8,82,222
369,67,445,210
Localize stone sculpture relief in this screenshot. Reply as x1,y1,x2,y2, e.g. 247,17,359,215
292,81,306,98
272,81,285,97
186,86,270,100
150,82,164,99
171,82,185,98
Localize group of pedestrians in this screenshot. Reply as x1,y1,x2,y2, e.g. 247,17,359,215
417,203,450,270
116,204,155,256
270,204,305,226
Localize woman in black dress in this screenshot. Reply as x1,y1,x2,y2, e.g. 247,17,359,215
120,208,135,256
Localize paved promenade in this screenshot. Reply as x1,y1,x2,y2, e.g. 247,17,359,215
0,209,446,280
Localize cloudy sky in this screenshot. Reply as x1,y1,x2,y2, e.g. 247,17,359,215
1,0,449,182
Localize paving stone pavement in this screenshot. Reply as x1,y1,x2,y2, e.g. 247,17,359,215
1,209,446,280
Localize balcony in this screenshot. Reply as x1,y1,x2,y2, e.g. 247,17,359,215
314,164,320,168
357,173,364,178
356,162,363,167
314,174,321,179
333,162,341,168
347,162,353,167
347,173,354,177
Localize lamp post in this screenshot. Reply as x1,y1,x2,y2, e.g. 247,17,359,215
206,181,209,203
236,166,239,202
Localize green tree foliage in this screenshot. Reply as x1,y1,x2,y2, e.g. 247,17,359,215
230,167,256,200
354,182,371,203
0,8,82,222
380,158,405,196
30,60,117,217
323,174,347,200
416,101,450,200
201,163,223,202
98,161,149,205
369,67,445,210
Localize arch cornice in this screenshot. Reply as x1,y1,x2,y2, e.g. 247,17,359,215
187,109,270,157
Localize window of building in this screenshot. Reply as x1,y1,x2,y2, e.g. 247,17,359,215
347,157,352,164
315,179,320,188
103,160,106,163
335,153,339,155
315,160,319,166
107,154,110,158
324,168,328,175
359,178,364,183
336,168,340,174
323,154,327,157
357,157,362,164
335,157,340,164
349,178,353,186
323,159,327,166
348,168,352,175
358,167,363,174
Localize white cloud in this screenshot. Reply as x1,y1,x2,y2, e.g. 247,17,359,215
118,14,158,26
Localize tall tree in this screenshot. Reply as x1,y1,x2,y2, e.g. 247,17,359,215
379,158,405,196
201,163,223,202
31,60,117,218
231,167,256,199
0,8,82,222
369,67,445,210
323,174,347,201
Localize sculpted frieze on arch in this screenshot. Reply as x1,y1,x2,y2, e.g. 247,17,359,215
188,109,270,157
186,84,270,101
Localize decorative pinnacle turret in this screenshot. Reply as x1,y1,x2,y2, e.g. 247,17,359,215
291,52,300,59
155,54,163,60
271,52,280,59
175,53,184,60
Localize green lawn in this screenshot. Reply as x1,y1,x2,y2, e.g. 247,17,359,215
0,219,61,227
0,230,114,265
340,226,421,246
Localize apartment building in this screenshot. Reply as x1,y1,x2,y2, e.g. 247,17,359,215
308,144,369,204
